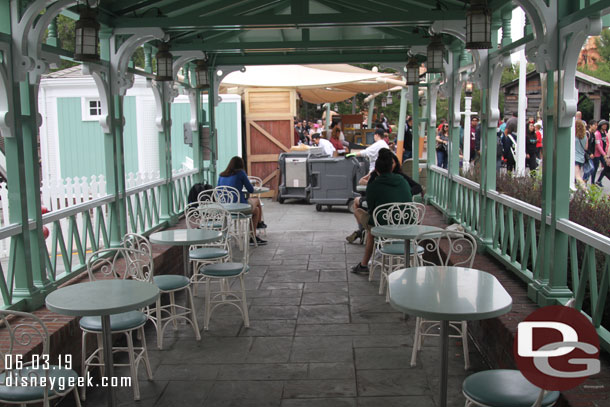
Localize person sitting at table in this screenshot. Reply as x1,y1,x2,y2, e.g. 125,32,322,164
218,156,267,246
351,149,412,274
311,133,336,156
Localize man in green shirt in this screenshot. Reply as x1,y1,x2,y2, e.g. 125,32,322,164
351,149,413,274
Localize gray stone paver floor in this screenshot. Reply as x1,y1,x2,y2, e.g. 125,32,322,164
65,200,488,407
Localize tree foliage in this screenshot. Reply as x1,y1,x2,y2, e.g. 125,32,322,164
595,27,610,64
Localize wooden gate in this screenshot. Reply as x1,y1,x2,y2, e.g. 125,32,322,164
245,88,297,199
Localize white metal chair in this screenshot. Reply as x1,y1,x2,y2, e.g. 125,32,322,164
462,369,560,407
123,233,201,350
196,188,216,203
410,229,477,370
214,185,257,249
185,205,232,295
198,212,250,331
247,175,266,236
213,185,240,203
0,310,82,407
80,247,154,401
371,202,426,301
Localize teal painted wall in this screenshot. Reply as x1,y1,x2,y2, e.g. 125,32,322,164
203,101,240,177
57,96,139,178
170,103,194,171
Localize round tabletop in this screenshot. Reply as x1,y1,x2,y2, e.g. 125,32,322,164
387,266,512,321
371,224,443,240
219,202,253,214
149,228,223,246
46,280,160,317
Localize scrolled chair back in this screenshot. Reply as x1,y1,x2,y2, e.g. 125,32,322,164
121,233,155,282
86,245,153,283
0,309,50,384
196,188,216,203
414,229,477,268
372,202,426,227
247,176,263,188
186,205,230,232
213,185,240,204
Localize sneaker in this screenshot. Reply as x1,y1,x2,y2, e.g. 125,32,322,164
346,230,361,243
596,181,603,187
350,263,369,274
255,236,267,245
257,221,268,229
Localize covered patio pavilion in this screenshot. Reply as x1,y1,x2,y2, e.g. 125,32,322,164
1,0,610,406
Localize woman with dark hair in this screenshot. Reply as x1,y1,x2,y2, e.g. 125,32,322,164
329,126,346,153
218,156,267,245
436,123,449,169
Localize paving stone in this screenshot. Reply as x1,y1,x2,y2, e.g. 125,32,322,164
319,270,348,281
308,362,356,379
301,292,349,305
259,282,305,290
153,381,213,407
161,337,254,364
205,381,284,407
239,320,297,337
350,312,406,324
308,261,347,270
356,396,436,407
291,336,353,363
312,254,347,262
303,282,348,293
352,335,412,348
298,305,350,324
281,398,356,407
368,323,412,336
356,369,430,397
295,323,368,337
263,270,320,283
246,337,294,363
153,364,219,381
217,363,308,381
252,296,302,306
350,295,391,313
354,347,412,369
249,305,300,320
283,380,357,398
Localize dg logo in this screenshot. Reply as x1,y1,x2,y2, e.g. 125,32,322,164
514,305,601,391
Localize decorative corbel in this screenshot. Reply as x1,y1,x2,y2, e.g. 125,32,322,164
186,88,199,131
82,64,112,133
110,28,167,95
513,0,557,73
0,42,14,138
213,66,245,106
487,53,511,124
428,81,441,130
172,51,206,84
430,20,482,73
558,16,602,128
149,80,178,132
441,54,463,127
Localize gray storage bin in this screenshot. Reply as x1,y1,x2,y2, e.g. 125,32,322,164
309,156,366,211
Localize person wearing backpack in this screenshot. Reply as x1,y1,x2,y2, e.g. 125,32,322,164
593,120,609,187
584,120,598,183
525,121,539,171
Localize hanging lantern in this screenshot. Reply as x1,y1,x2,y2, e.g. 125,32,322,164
73,6,100,62
155,43,173,82
334,103,339,111
426,35,445,73
195,60,209,89
465,81,474,97
316,104,321,110
406,57,420,85
466,0,492,49
381,97,387,108
386,92,393,105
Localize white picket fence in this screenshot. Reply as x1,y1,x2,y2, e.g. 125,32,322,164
0,170,197,257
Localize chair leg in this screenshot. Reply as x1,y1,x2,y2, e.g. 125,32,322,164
80,332,88,400
240,275,250,328
73,386,82,407
461,321,470,370
125,331,140,400
169,291,178,330
411,317,421,367
204,277,212,330
187,286,202,340
139,326,154,380
96,333,105,377
155,298,164,350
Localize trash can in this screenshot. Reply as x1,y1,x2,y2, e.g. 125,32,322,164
308,156,365,212
277,148,326,203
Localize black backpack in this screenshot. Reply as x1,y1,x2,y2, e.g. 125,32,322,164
187,182,213,204
587,131,596,156
496,131,504,159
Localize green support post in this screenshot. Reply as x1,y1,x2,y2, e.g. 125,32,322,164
479,87,496,244
188,65,204,184
157,83,177,224
46,17,59,47
367,99,375,130
208,67,218,185
395,86,408,163
446,48,461,219
412,85,420,181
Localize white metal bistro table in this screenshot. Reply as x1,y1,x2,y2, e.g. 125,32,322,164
219,202,253,214
149,229,223,276
388,266,512,407
46,280,160,407
370,224,443,266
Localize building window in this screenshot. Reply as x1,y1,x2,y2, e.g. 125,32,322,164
82,98,102,121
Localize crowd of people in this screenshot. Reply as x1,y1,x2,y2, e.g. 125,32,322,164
432,111,609,187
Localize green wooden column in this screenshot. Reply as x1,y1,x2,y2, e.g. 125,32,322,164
99,30,126,245
208,66,218,185
367,99,374,129
157,82,177,223
479,84,496,244
188,64,204,184
446,47,462,219
412,85,420,181
395,86,408,162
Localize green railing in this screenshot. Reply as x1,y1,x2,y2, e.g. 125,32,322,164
171,169,198,214
426,165,610,351
0,225,25,306
126,179,163,235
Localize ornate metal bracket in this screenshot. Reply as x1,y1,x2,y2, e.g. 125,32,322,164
558,17,602,127
172,51,206,84
82,64,112,133
430,20,482,74
110,28,167,95
213,66,245,106
513,0,557,72
149,80,178,132
0,42,14,138
487,53,511,124
427,81,441,129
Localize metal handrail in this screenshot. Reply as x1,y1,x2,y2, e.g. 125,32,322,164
487,190,542,221
41,195,114,224
0,224,23,240
557,218,610,255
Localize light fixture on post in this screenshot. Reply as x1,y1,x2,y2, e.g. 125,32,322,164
381,97,387,108
465,81,474,97
155,42,173,82
466,0,492,49
195,59,209,89
406,57,420,85
73,2,100,62
426,35,445,73
334,103,339,111
386,92,393,105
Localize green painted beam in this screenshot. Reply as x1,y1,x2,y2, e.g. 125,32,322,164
109,10,466,29
172,38,427,52
558,0,610,28
210,51,418,65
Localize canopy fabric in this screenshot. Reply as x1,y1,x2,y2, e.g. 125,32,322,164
220,64,400,103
